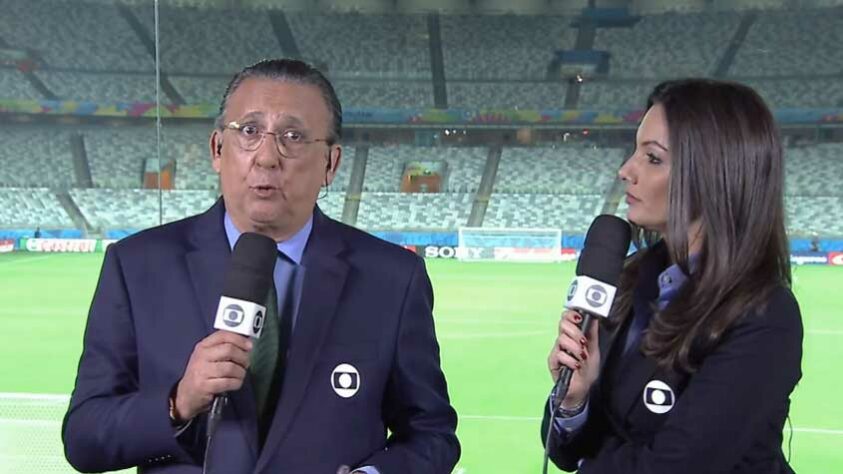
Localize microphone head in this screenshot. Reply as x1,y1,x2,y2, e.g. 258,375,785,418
576,215,631,287
223,232,277,304
565,215,631,318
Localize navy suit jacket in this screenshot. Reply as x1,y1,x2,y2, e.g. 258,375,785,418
63,200,459,473
542,248,803,473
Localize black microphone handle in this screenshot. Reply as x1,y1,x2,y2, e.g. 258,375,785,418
542,310,595,474
203,393,229,474
551,311,594,409
208,393,227,430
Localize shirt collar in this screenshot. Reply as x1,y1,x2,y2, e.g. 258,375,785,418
223,212,312,265
655,252,700,310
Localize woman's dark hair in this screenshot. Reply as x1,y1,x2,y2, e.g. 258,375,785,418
611,78,791,372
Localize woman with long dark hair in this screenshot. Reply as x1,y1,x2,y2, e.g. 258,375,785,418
543,79,802,473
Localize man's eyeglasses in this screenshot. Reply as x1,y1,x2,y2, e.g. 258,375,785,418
223,121,331,158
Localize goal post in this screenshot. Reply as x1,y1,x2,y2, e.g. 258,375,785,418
457,227,563,262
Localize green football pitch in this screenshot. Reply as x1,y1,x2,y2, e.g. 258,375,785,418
0,252,841,473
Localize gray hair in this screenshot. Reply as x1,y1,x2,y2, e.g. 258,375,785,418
215,59,342,143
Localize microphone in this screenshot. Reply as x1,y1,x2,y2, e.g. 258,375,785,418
212,232,277,338
205,232,276,473
542,215,630,474
553,214,631,405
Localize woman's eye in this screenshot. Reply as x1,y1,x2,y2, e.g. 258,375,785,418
647,153,662,165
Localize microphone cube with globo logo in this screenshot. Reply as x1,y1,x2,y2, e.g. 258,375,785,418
565,275,617,318
213,296,266,338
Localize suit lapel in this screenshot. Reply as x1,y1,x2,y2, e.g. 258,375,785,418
184,200,229,334
613,344,659,419
602,243,667,429
257,209,350,469
184,199,259,459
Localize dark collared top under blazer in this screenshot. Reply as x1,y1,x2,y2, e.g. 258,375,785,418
542,243,803,473
63,200,460,473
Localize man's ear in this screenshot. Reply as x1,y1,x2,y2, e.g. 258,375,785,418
209,129,223,173
324,145,342,186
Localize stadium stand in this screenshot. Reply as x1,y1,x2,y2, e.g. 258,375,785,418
494,146,624,194
365,146,418,192
69,189,218,230
439,15,577,80
0,188,73,228
333,80,433,109
439,147,487,193
787,196,843,235
315,192,345,221
160,127,219,190
287,13,431,79
786,144,843,196
0,0,152,71
0,128,76,188
356,192,473,230
365,146,486,192
35,71,156,103
593,12,740,78
730,10,843,76
447,81,567,110
483,193,604,233
169,75,230,105
578,80,657,109
83,128,153,189
0,68,42,100
134,6,281,75
748,79,843,109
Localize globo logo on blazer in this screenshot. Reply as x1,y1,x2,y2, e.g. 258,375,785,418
331,364,361,398
643,380,675,414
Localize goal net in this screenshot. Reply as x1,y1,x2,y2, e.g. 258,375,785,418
457,227,562,262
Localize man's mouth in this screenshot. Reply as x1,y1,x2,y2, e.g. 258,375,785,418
250,184,278,196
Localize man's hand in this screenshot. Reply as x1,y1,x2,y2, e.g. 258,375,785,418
173,331,253,422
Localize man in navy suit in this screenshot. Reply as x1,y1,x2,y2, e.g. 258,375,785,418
62,59,460,473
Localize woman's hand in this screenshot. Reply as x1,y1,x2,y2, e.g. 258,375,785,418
548,310,601,409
